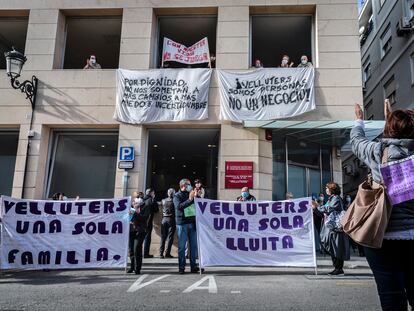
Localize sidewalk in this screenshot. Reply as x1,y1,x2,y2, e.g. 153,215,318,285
142,255,369,269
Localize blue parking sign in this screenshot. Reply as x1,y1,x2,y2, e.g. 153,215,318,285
119,146,134,161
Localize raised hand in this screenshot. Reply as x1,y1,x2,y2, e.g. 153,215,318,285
384,98,392,119
355,103,364,120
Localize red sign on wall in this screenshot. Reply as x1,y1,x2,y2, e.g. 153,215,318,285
225,161,253,189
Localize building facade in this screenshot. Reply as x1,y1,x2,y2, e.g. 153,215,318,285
343,0,414,195
0,0,362,251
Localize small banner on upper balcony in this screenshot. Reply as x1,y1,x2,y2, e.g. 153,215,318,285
217,68,315,122
162,37,210,66
115,68,212,124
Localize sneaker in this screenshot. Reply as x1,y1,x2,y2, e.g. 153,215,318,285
126,268,134,274
165,254,174,258
179,269,185,274
144,254,154,259
191,267,205,273
160,255,165,259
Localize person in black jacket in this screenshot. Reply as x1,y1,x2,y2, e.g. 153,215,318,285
143,188,159,258
127,197,150,274
159,188,176,258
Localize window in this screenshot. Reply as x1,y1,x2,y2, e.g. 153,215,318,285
0,15,28,69
251,15,312,68
380,23,392,58
0,131,19,196
383,75,397,106
364,99,373,110
62,15,122,69
410,52,414,84
365,99,373,117
363,59,371,83
156,13,217,68
408,0,414,21
46,131,118,198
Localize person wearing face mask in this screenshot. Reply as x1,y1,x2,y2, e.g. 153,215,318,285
297,55,313,68
312,182,350,275
280,55,294,68
173,178,200,274
236,187,256,202
83,54,101,69
253,59,263,69
127,197,150,274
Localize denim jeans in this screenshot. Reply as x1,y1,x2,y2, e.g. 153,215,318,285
364,240,414,311
176,223,198,271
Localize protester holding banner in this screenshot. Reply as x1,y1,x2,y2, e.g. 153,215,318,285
350,101,414,310
159,188,176,259
297,55,313,68
236,187,256,202
312,182,350,276
128,197,150,274
280,55,294,68
173,178,200,274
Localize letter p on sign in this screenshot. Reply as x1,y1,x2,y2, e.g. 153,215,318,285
120,146,135,161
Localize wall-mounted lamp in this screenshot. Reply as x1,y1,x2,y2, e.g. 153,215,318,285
4,48,38,109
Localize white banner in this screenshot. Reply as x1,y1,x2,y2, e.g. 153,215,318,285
0,196,130,270
115,68,212,124
217,68,315,122
162,37,210,65
195,198,316,267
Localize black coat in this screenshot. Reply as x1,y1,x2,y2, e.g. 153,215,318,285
173,190,195,225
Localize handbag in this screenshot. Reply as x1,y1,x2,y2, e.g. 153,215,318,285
325,196,346,232
341,148,392,249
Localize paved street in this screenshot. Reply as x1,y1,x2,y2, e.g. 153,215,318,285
0,257,380,311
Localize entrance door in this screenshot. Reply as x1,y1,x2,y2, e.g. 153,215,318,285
288,165,320,198
146,129,219,200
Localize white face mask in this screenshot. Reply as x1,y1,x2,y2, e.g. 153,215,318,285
90,58,96,64
282,59,288,65
301,59,307,65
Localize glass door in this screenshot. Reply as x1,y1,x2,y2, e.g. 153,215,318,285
287,166,322,199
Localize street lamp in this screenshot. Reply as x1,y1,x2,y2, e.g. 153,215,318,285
4,47,38,109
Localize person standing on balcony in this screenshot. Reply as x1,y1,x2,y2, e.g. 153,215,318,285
280,55,294,68
83,54,101,69
297,55,313,68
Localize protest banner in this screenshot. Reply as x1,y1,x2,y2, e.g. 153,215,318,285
217,68,315,122
162,37,210,66
0,196,130,270
114,68,212,124
380,154,414,205
195,197,316,268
